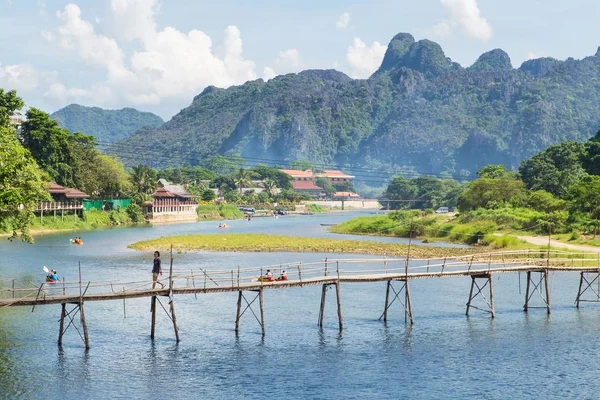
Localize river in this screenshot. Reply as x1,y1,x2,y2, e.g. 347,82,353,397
0,211,597,399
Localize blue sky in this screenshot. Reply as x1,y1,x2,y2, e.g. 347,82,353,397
1,0,599,119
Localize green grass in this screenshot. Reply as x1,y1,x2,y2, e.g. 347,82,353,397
196,203,244,220
128,233,490,258
305,204,326,213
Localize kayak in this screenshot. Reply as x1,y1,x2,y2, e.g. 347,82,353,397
46,277,59,283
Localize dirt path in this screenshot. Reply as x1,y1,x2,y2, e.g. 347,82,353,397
515,235,600,252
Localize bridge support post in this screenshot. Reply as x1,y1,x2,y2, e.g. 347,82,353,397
317,282,343,330
79,301,90,349
523,270,551,314
379,278,413,325
56,301,90,348
169,294,180,342
234,290,265,335
318,284,327,327
148,294,179,342
58,303,66,346
465,274,495,318
335,281,343,330
150,296,156,338
259,288,265,336
235,291,243,333
575,271,600,308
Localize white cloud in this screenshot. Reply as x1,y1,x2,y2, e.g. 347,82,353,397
41,30,54,42
346,38,386,78
263,66,276,81
336,12,351,29
262,48,305,79
47,2,258,109
433,0,493,42
110,0,158,42
275,49,304,71
56,4,128,80
0,64,58,92
526,51,552,60
432,20,451,37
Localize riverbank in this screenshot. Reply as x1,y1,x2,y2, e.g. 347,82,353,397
129,233,501,258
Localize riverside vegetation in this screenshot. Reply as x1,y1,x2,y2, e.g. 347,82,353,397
129,233,484,258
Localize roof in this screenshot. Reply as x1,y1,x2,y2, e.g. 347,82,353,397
280,169,355,179
47,182,89,198
317,170,355,179
292,181,323,191
64,189,89,199
155,179,192,198
48,182,68,194
333,191,360,198
279,169,314,178
153,187,176,198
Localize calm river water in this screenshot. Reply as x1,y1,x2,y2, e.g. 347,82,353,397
0,211,599,399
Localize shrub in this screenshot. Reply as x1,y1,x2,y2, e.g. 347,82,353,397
126,203,145,223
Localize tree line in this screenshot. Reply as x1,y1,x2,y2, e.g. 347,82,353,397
383,134,600,236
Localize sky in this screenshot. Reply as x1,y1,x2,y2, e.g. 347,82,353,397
1,0,600,120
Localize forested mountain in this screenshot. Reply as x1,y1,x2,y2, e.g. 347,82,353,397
51,104,163,145
113,32,600,177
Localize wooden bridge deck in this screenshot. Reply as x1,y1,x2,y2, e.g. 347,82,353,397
2,249,599,307
3,249,600,348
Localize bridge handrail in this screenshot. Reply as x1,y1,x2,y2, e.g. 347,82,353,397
3,250,600,301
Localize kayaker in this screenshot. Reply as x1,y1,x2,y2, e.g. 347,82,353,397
47,269,60,282
266,270,273,281
277,270,287,281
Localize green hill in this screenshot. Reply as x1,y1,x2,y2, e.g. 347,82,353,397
112,32,600,178
51,104,163,145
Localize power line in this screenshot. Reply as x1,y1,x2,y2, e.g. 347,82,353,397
95,139,477,183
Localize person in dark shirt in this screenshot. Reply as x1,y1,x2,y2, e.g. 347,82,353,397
152,251,164,289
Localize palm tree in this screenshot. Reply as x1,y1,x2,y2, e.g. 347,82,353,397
261,178,278,198
234,168,252,195
131,164,157,196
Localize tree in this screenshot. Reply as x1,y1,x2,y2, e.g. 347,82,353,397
233,168,253,194
411,177,444,209
584,129,600,176
261,178,278,198
289,160,314,171
20,108,76,187
0,126,50,242
0,89,24,127
251,165,292,189
519,141,585,198
333,181,354,192
131,164,157,200
477,165,511,179
94,155,133,198
457,176,526,212
567,174,600,236
201,189,216,202
525,190,567,213
69,132,101,195
206,154,246,175
383,176,417,210
314,177,336,198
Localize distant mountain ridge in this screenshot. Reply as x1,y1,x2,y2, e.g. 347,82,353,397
112,32,600,177
51,104,163,145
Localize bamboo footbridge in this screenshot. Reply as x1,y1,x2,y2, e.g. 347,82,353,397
2,249,600,349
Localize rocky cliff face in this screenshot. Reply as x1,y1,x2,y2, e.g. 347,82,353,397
113,32,600,180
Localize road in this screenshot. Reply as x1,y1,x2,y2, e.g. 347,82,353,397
515,235,600,252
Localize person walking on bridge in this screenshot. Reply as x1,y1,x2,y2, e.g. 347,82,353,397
152,251,165,289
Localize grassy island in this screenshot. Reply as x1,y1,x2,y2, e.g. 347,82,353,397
129,233,494,258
